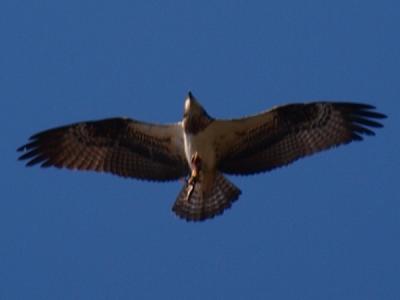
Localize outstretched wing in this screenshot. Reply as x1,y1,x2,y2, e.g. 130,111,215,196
17,118,188,181
216,102,386,175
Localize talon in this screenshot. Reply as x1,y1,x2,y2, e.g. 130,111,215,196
185,152,203,202
189,169,198,184
190,152,202,179
186,171,198,202
186,183,195,202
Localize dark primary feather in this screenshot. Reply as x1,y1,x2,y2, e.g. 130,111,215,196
17,118,188,181
220,102,386,175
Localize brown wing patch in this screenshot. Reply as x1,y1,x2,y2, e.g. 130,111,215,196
220,102,386,175
18,118,188,181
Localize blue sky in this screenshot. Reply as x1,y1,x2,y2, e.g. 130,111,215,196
1,0,399,299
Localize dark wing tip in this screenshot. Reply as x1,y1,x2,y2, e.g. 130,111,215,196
17,144,48,167
336,102,387,118
17,128,62,167
336,102,375,110
334,102,387,139
17,142,35,164
17,145,26,152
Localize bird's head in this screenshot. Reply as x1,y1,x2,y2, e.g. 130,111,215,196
184,92,208,117
183,92,213,134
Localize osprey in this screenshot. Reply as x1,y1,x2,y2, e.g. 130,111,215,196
17,92,386,221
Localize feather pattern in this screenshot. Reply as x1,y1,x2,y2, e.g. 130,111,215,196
17,93,386,222
218,102,386,175
173,172,241,221
17,118,188,181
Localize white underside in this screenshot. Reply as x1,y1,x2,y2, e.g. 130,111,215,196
183,129,217,172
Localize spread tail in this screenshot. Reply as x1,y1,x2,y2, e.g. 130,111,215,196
172,172,241,221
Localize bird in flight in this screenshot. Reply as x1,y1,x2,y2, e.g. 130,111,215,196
17,92,386,221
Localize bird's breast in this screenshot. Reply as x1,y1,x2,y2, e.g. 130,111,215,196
183,131,216,171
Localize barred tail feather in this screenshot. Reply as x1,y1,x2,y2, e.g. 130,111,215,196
172,172,241,221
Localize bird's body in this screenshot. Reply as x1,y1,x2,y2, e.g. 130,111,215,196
18,92,386,221
183,130,217,197
182,95,217,174
184,131,216,173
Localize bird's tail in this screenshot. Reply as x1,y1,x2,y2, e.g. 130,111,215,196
172,172,241,221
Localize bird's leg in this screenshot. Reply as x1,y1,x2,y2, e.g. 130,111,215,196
186,152,202,202
186,184,195,202
189,152,202,184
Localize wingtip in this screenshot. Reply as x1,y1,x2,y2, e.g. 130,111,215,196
376,112,388,119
